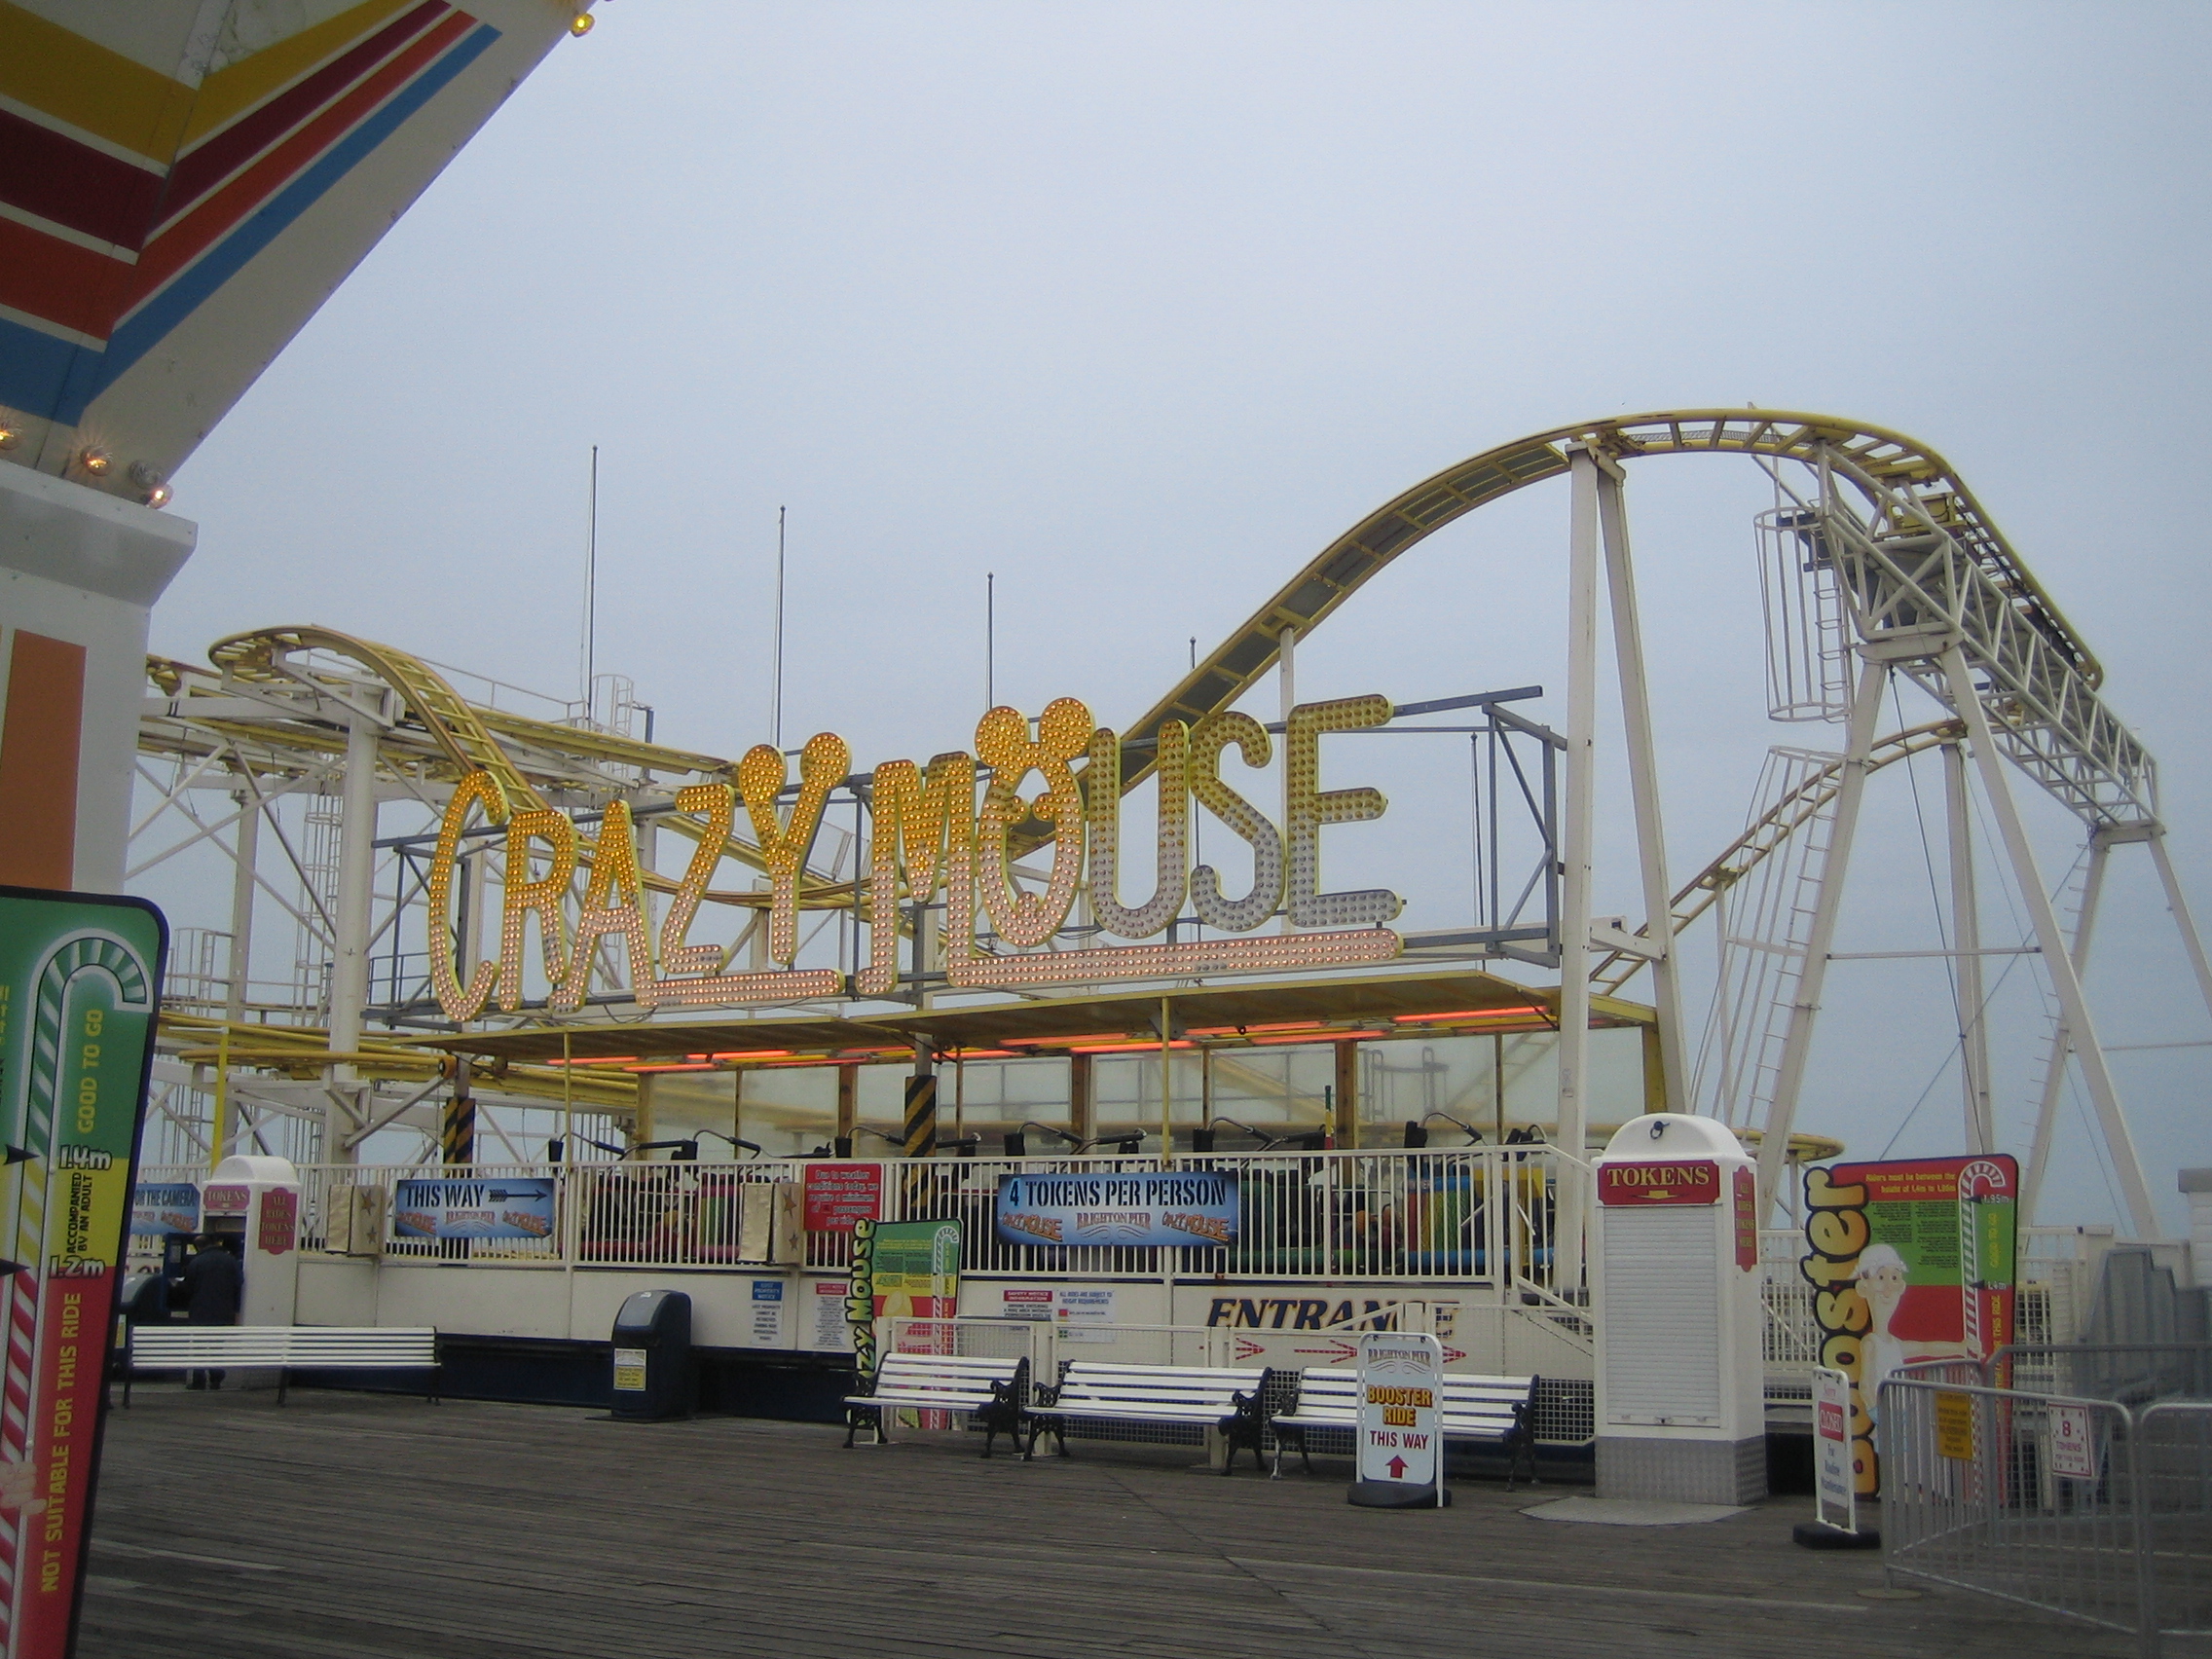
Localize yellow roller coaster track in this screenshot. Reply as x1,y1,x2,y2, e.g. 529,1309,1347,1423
200,625,849,910
160,412,2109,1001
1590,719,1964,994
1118,408,2096,790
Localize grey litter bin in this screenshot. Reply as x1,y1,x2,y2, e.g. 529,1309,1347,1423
609,1289,692,1420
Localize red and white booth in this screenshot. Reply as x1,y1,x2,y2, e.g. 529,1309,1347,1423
1592,1114,1766,1504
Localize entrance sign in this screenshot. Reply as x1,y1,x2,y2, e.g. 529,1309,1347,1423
424,695,1410,1021
0,887,167,1659
1351,1331,1448,1508
1799,1155,2017,1496
392,1176,555,1239
1813,1366,1857,1532
995,1171,1238,1248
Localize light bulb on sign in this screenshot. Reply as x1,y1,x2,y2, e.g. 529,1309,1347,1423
570,12,593,33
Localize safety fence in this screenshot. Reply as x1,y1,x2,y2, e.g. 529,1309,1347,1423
146,1146,1582,1298
1880,1373,2211,1657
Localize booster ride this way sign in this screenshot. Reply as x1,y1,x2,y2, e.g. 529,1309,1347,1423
1351,1331,1448,1508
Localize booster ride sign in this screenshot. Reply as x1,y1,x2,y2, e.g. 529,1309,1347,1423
0,887,167,1659
1351,1331,1447,1508
994,1170,1238,1249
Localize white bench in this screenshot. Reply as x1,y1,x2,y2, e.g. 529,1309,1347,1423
1271,1367,1539,1486
1028,1362,1276,1473
843,1352,1029,1457
125,1326,440,1406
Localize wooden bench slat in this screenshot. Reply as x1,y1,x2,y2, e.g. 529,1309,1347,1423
1026,1362,1277,1469
124,1326,441,1407
842,1354,1030,1456
1268,1364,1540,1485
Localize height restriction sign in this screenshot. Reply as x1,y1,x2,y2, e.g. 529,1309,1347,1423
0,888,166,1659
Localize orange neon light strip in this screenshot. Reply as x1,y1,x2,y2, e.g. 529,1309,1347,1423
1390,1007,1545,1023
1068,1039,1198,1054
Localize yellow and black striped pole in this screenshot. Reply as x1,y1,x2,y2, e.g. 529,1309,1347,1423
441,1055,476,1165
902,1066,938,1158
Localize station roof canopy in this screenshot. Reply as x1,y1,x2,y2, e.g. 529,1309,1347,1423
429,968,1653,1072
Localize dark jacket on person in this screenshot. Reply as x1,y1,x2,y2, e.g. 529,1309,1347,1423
183,1247,241,1325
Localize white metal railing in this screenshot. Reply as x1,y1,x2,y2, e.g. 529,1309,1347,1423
147,1147,1578,1289
143,1161,2099,1390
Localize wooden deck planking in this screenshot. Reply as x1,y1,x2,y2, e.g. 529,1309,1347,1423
76,1388,2136,1659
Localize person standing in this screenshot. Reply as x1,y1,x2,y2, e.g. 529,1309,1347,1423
182,1235,241,1389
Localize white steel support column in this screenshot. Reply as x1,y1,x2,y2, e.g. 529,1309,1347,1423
328,709,381,1109
1943,742,1994,1154
1557,448,1603,1289
1593,457,1687,1108
226,789,259,1023
2148,830,2212,1028
2023,836,2108,1222
1754,651,1888,1213
1939,645,2158,1236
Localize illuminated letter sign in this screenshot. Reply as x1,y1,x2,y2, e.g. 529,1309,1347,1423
431,693,1408,1021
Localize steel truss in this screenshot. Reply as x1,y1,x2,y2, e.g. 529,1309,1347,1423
128,410,2207,1251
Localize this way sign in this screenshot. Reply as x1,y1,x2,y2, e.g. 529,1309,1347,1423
1351,1331,1448,1508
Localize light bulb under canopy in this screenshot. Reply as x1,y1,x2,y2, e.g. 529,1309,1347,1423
570,12,593,33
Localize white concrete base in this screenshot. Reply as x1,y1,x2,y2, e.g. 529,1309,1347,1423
1596,1433,1767,1505
0,463,193,891
1523,1496,1748,1527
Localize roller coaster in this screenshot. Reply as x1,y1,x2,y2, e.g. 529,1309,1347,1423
127,409,2208,1235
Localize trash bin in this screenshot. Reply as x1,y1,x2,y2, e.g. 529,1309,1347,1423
609,1289,692,1420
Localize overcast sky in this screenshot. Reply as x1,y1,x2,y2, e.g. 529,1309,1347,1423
147,2,2211,1231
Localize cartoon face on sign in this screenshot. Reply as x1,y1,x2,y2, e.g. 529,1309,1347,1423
1853,1241,1974,1402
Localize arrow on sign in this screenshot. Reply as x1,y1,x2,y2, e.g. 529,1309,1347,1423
1,1147,30,1165
1385,1456,1409,1479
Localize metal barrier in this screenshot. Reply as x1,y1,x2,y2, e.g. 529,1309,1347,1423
1880,1375,2212,1657
193,1147,1581,1293
1995,1343,2212,1406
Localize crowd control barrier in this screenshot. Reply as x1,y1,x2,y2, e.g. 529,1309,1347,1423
1880,1375,2212,1657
